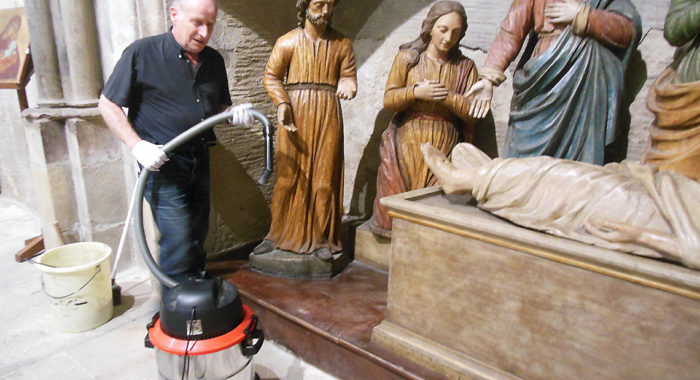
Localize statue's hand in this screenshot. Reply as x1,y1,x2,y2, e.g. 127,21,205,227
414,79,448,102
584,219,640,243
337,78,357,100
544,0,582,24
277,103,297,132
465,79,493,119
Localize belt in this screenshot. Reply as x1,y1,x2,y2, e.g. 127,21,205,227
286,83,337,92
404,110,456,123
171,138,213,156
538,29,563,38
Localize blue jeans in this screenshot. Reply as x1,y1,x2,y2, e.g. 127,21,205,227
144,149,210,284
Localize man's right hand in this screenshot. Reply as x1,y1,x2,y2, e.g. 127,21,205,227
131,140,168,171
228,103,255,127
277,103,297,132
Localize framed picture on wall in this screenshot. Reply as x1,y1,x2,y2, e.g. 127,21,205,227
0,8,31,90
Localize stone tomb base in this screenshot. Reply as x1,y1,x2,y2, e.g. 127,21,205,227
372,187,700,380
353,220,391,271
249,249,350,280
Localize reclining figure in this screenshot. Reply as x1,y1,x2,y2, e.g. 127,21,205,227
421,142,700,270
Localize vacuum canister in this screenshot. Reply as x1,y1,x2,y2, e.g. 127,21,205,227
145,276,264,380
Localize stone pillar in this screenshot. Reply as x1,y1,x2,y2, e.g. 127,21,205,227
24,0,63,105
23,111,82,247
57,0,103,105
138,0,167,38
23,107,137,270
21,1,141,274
65,116,129,249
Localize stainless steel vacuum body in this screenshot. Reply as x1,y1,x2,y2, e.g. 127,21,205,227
154,344,253,380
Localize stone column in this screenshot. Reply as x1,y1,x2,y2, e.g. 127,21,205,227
138,0,167,38
57,0,103,106
65,116,129,247
24,0,63,105
21,1,141,275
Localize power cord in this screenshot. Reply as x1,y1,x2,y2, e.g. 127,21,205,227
181,305,196,380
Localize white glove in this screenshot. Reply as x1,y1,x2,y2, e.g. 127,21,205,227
131,140,168,171
228,103,255,128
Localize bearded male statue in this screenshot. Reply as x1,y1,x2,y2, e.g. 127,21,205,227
257,0,357,265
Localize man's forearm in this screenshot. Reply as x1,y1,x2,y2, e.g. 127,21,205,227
98,94,142,150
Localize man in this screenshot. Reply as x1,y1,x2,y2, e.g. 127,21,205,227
466,0,641,164
98,0,253,282
257,0,357,261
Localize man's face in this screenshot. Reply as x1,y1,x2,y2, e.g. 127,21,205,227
306,0,334,26
170,0,217,54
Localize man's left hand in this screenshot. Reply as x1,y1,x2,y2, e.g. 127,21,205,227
337,78,357,100
227,103,255,127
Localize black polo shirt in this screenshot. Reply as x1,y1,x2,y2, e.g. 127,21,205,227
102,31,231,151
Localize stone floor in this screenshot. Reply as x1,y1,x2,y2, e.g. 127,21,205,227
0,196,337,380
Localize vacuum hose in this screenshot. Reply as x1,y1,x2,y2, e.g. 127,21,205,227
134,109,273,288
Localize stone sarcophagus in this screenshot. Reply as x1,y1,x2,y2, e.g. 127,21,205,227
372,187,700,380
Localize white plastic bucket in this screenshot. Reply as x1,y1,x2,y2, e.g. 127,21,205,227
37,242,113,332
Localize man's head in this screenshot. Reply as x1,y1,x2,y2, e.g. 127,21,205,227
296,0,338,27
170,0,217,54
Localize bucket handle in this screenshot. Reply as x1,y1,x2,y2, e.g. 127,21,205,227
41,265,102,299
27,251,58,268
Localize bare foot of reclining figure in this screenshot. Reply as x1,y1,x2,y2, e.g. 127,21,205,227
420,142,474,194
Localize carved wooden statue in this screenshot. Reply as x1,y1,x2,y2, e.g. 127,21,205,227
642,0,700,181
466,0,641,164
257,0,357,261
422,142,700,270
369,1,478,236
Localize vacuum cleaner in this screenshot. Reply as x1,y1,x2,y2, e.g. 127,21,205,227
134,108,273,380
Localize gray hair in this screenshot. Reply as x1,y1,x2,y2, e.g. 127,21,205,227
170,0,218,10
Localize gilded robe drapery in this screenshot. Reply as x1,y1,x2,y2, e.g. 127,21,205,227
370,50,477,234
263,28,356,254
642,0,700,180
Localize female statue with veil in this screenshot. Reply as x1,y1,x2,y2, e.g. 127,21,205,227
370,1,479,236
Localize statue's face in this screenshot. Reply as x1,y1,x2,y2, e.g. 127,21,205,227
430,12,463,54
306,0,335,26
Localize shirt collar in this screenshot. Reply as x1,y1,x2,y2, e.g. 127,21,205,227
165,28,197,61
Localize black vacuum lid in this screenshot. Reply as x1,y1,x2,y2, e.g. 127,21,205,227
160,274,243,340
